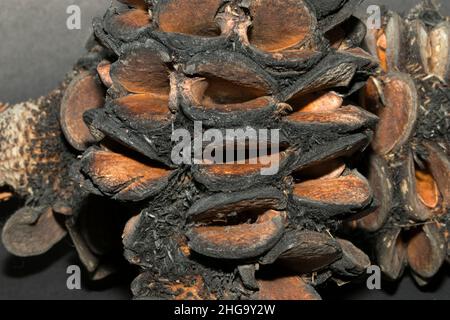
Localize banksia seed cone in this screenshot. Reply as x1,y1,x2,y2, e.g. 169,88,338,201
354,1,450,286
57,0,380,300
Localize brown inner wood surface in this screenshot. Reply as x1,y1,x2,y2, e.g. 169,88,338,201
195,210,281,248
286,106,364,125
248,0,313,52
90,150,171,187
116,9,151,29
114,49,170,95
61,73,105,149
371,77,415,155
115,94,171,122
191,210,283,248
119,0,148,10
158,0,222,36
190,78,270,111
257,276,320,300
294,174,369,205
415,164,440,209
204,153,282,176
376,30,388,72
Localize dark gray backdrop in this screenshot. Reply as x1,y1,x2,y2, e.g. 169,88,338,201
0,0,449,300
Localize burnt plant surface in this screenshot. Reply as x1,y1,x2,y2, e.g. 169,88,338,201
59,0,378,300
0,0,449,301
0,40,135,283
352,0,450,287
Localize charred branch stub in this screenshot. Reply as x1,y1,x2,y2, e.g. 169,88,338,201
0,41,129,281
0,89,76,257
353,1,450,286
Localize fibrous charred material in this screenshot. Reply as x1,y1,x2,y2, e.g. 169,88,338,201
353,1,450,285
0,88,76,257
68,0,380,300
0,42,127,280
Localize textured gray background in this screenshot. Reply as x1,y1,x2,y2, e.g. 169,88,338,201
0,0,450,300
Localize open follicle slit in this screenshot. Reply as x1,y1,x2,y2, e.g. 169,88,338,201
287,91,343,114
414,161,440,210
199,150,286,177
363,11,404,74
361,76,385,112
293,171,371,207
182,53,274,118
154,0,317,55
187,206,286,260
199,139,284,162
109,45,174,124
293,158,346,183
412,143,450,218
285,91,377,129
80,145,174,201
190,206,276,227
186,77,272,112
375,13,403,73
376,29,388,72
386,150,437,223
324,17,366,51
325,24,347,50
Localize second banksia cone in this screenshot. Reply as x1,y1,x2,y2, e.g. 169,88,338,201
70,0,378,299
353,1,450,286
